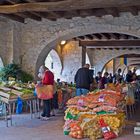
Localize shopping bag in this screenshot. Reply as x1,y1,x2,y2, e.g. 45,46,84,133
16,97,23,114
33,88,37,96
36,84,54,100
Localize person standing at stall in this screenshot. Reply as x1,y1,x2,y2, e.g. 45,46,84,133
98,72,109,89
113,68,123,83
37,65,54,120
132,67,137,81
74,64,93,96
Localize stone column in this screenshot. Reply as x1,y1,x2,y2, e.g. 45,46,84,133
12,23,22,65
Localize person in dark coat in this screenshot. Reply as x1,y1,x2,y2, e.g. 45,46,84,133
95,71,102,84
74,64,93,96
126,70,133,83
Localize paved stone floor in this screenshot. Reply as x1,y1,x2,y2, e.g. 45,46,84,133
0,111,140,140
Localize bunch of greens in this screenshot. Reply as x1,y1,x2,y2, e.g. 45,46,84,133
0,63,33,83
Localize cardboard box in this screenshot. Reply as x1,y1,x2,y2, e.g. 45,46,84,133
134,126,140,135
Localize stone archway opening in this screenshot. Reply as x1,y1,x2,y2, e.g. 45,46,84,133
35,24,140,81
136,69,140,75
102,53,140,76
0,57,4,69
45,49,62,81
86,53,90,65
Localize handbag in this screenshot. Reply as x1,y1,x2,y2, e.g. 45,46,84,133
36,84,54,100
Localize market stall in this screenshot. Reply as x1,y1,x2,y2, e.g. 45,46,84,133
63,89,126,140
0,82,39,126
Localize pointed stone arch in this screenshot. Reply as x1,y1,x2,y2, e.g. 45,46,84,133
0,57,4,69
102,52,140,75
45,49,62,80
35,24,140,78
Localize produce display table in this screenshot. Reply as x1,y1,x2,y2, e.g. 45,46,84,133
0,86,39,126
58,87,75,109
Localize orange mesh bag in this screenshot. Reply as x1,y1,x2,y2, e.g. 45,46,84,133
57,89,63,104
36,85,54,100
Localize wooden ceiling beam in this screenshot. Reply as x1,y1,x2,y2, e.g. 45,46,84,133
129,63,140,66
24,0,61,19
75,37,82,41
119,34,128,40
21,12,42,21
63,11,80,19
91,34,100,40
0,0,140,13
79,39,140,47
85,35,94,40
99,33,108,40
130,59,140,62
125,55,140,58
5,0,16,4
78,9,93,17
6,0,42,21
78,36,85,40
105,8,120,17
0,13,25,23
36,12,57,20
128,6,139,16
24,0,36,2
92,9,107,17
109,33,119,40
119,6,139,16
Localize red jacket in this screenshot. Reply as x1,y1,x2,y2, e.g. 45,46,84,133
42,70,54,85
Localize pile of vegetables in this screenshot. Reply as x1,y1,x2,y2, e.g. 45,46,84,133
69,122,83,139
63,89,126,139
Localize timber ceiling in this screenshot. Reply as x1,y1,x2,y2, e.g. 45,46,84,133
75,33,140,50
0,0,140,52
0,0,140,23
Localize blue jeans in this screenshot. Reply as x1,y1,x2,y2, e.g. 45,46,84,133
76,88,89,96
42,99,51,117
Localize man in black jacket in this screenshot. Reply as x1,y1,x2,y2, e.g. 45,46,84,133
74,64,93,96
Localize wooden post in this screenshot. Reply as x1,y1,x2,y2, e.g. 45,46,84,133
113,58,116,75
82,46,86,66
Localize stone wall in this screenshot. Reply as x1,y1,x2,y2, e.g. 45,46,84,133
89,48,140,75
0,18,13,65
0,12,140,82
61,41,81,82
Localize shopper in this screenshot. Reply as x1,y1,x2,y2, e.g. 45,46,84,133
74,64,93,96
126,70,133,83
108,73,113,83
50,81,59,116
99,72,109,89
113,68,123,83
132,67,137,81
38,65,54,120
95,71,102,84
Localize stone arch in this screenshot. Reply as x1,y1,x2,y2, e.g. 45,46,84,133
101,52,140,75
35,24,140,77
45,49,62,80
